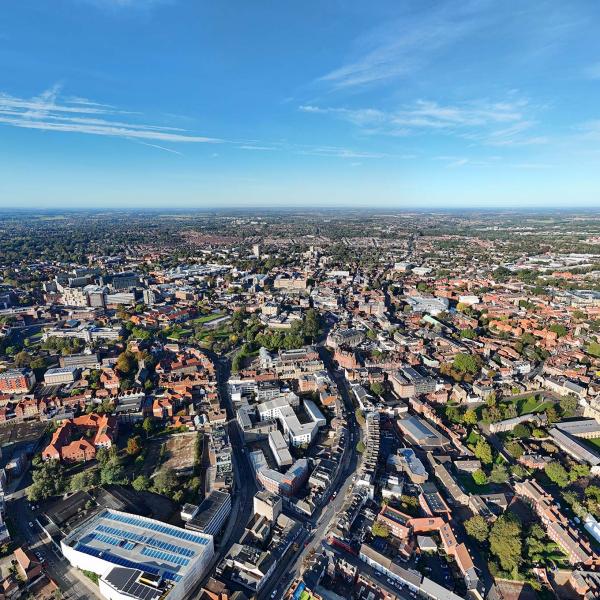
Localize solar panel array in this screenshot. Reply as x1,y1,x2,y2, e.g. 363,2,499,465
74,544,182,582
96,524,195,557
104,511,209,546
141,547,190,567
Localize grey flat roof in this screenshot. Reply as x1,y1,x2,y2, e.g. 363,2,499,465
398,416,447,445
187,491,230,532
549,428,600,466
557,419,600,436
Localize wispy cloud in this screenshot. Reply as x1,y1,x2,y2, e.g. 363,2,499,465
237,145,277,151
299,147,386,159
316,1,487,91
0,85,220,144
435,155,500,168
300,97,546,147
133,140,183,155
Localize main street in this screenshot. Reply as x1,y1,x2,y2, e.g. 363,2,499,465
188,353,257,598
257,349,362,599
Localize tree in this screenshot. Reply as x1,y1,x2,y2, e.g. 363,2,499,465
142,417,155,438
512,423,530,439
563,491,587,518
14,350,31,367
464,515,489,543
489,463,508,484
489,513,522,573
526,523,547,561
453,353,480,375
472,469,488,486
153,468,178,497
126,436,142,456
569,463,590,483
370,381,385,397
474,439,493,465
116,351,138,376
505,441,524,459
445,405,463,424
559,395,578,417
463,409,478,426
460,328,477,340
132,474,150,491
27,460,66,501
510,464,527,480
548,323,568,338
356,440,366,453
70,469,99,492
100,460,128,485
96,447,109,466
545,406,559,424
545,461,570,488
372,521,389,538
303,309,320,341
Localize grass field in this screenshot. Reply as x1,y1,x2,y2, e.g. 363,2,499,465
516,395,554,415
192,313,225,324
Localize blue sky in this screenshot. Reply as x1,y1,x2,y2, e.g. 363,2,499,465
1,0,600,208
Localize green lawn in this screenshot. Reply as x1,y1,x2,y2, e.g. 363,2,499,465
166,327,193,340
516,396,554,415
192,313,225,324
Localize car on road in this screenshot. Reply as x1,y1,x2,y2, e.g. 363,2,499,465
28,522,34,528
35,551,45,563
270,590,278,598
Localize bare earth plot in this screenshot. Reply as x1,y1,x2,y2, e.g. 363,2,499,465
160,433,198,476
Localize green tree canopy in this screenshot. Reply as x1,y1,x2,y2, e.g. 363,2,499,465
489,513,522,573
544,461,570,488
474,438,493,465
464,515,489,543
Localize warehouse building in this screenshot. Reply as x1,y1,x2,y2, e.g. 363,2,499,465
60,509,214,600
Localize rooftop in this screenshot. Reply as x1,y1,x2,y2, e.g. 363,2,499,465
62,509,213,583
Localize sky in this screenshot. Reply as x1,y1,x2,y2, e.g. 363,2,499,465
1,0,600,209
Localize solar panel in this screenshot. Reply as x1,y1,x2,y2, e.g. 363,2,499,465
96,524,195,557
75,544,182,583
105,512,209,546
141,547,190,567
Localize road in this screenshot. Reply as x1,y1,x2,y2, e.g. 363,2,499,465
258,352,362,599
10,496,102,599
188,353,257,597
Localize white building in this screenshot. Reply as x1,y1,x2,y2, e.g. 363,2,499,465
257,396,324,446
405,295,449,316
268,430,293,467
44,366,80,385
61,509,214,600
